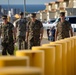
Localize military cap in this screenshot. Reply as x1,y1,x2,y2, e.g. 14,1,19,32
30,13,36,18
60,12,65,16
2,15,7,19
19,12,24,15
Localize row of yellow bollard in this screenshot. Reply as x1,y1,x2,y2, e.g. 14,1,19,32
0,36,76,75
0,52,42,75
16,50,44,75
0,56,42,75
15,36,76,75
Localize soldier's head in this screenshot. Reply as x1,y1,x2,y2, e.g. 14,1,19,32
60,12,65,20
30,13,36,21
19,12,24,18
2,15,8,23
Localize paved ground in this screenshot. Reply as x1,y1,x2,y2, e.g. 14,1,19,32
41,29,76,45
0,29,75,50
41,29,51,45
41,38,50,45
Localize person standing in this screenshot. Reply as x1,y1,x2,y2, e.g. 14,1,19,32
47,29,50,40
49,26,55,41
14,12,27,50
0,15,16,55
26,13,43,49
55,12,73,41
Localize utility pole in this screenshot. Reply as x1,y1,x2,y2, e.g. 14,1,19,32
24,0,26,17
8,0,9,11
72,0,74,15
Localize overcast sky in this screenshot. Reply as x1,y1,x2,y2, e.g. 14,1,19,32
0,0,56,5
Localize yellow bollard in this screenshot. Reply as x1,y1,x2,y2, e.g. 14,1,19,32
53,41,67,75
32,46,55,75
70,37,76,75
0,56,29,67
0,67,42,75
42,44,62,75
16,50,44,75
66,38,74,75
50,42,55,44
63,39,71,75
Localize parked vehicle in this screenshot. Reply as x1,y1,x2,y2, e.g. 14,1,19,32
43,19,56,24
47,19,56,24
43,16,76,32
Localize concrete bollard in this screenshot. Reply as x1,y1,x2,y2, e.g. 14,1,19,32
32,46,55,75
42,44,62,75
0,56,29,67
16,50,44,75
0,67,42,75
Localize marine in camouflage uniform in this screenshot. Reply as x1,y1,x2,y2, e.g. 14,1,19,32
26,13,43,49
15,12,27,50
55,12,73,40
0,15,16,55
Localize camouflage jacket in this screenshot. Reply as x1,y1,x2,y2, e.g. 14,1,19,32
56,20,71,40
26,20,43,40
0,22,14,43
15,18,27,36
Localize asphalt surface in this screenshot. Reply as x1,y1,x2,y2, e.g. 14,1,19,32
41,29,76,45
41,29,51,45
41,38,50,45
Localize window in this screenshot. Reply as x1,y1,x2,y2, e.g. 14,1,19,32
55,17,76,24
68,17,76,23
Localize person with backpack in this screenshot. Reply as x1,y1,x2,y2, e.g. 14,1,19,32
0,15,16,55
14,12,27,50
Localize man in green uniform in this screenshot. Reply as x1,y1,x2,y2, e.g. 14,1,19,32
0,15,16,55
26,13,43,49
14,12,27,50
55,12,73,40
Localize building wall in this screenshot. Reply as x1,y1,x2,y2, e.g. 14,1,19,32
68,0,73,8
49,12,56,19
66,8,76,16
59,2,63,8
42,12,47,22
36,11,56,21
51,4,55,9
73,0,76,8
55,3,59,9
37,0,76,21
48,5,52,11
36,13,40,20
45,5,49,10
55,10,60,18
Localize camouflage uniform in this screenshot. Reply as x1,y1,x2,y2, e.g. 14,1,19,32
15,18,27,50
56,20,71,40
0,22,14,55
27,20,43,49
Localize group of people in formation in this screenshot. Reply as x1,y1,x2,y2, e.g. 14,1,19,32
0,11,73,55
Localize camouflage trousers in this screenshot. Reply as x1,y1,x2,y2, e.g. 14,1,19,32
18,36,28,50
1,42,14,55
28,38,40,49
